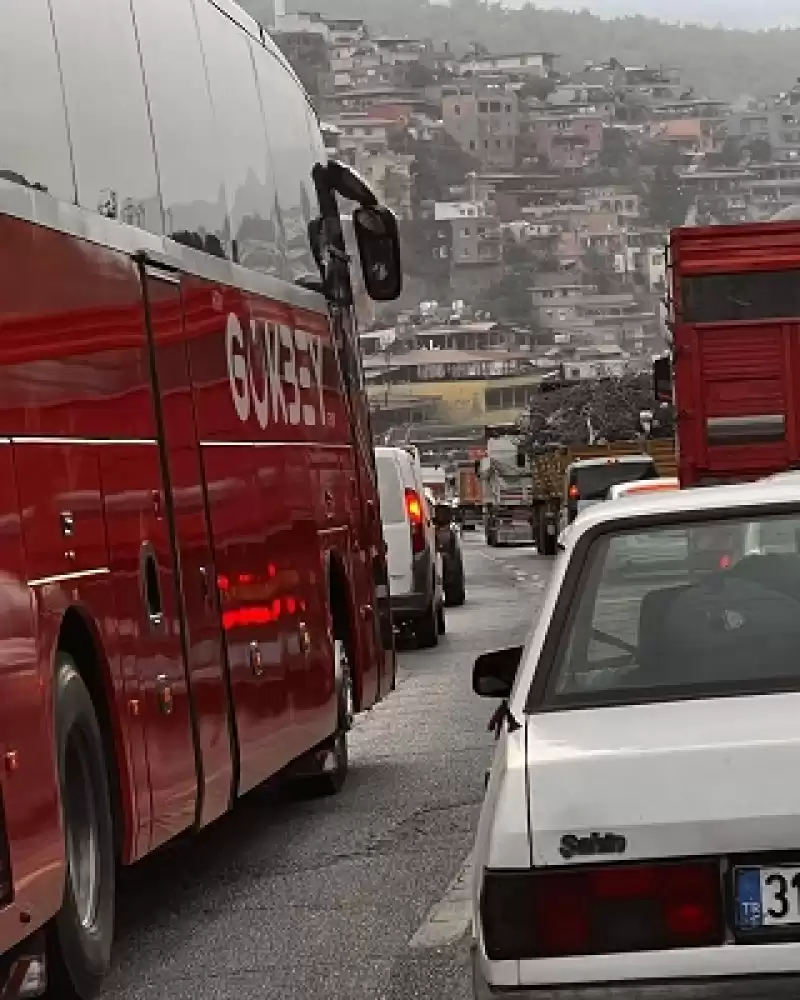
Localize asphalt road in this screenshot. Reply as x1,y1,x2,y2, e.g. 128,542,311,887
99,534,552,1000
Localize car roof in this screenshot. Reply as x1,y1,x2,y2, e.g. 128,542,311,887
567,454,654,471
567,477,800,540
375,445,414,465
609,477,680,498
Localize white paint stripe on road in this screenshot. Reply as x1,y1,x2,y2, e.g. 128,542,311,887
409,852,474,950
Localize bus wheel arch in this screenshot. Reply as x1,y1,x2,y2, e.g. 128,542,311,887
56,608,124,860
327,553,358,719
49,609,118,998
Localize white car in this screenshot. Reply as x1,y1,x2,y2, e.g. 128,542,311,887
472,477,800,999
375,447,445,647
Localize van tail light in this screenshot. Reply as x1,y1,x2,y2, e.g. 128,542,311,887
480,861,723,962
568,484,580,501
405,489,425,554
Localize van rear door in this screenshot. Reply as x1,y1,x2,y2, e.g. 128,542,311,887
376,453,413,597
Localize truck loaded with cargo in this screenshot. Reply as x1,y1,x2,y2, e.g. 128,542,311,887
531,439,677,554
480,425,535,546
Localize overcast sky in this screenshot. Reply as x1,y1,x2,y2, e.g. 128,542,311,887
500,0,800,30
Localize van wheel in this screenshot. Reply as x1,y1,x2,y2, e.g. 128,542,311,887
48,655,115,1000
415,601,439,649
437,602,446,635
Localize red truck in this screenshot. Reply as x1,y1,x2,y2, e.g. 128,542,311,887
664,219,800,487
0,1,401,996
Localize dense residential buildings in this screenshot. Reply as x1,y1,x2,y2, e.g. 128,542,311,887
258,4,794,457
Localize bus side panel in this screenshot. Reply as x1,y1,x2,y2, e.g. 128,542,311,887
340,449,379,710
183,279,296,796
0,216,202,866
99,443,199,854
145,275,236,830
0,448,63,952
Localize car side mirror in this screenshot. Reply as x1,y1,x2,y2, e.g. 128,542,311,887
353,205,403,302
473,646,523,699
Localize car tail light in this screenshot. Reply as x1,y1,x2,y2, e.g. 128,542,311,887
568,484,579,501
405,489,425,554
480,862,723,962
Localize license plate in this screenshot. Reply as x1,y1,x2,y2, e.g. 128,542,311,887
736,866,800,929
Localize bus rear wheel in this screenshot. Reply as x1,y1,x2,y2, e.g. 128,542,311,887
48,654,115,999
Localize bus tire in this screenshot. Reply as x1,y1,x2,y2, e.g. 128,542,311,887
303,637,352,798
48,654,115,1000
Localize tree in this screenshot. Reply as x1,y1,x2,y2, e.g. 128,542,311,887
477,269,534,323
519,76,556,103
745,137,773,163
406,61,436,89
520,374,672,452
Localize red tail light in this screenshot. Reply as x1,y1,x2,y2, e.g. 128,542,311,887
568,484,580,500
481,861,723,962
405,489,425,553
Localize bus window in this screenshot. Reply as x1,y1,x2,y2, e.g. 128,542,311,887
50,0,162,232
0,0,75,201
132,0,228,255
194,1,281,273
252,46,319,283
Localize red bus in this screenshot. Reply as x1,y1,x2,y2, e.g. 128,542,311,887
0,1,402,996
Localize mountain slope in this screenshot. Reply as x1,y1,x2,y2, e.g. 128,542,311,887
244,0,800,99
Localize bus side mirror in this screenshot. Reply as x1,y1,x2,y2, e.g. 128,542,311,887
353,206,403,302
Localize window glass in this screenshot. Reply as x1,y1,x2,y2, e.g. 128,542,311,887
376,456,406,524
545,513,800,709
194,1,281,273
50,0,161,232
682,270,800,323
0,0,74,201
253,47,319,282
132,0,227,257
569,460,657,503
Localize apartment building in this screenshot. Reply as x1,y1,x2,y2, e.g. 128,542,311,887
441,83,520,169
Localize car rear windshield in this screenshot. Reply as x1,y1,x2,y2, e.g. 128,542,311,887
376,455,406,524
569,460,656,502
542,511,800,709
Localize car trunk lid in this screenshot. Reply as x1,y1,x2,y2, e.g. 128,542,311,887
526,694,800,866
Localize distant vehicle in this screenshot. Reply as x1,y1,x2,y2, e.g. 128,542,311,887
471,476,800,999
565,453,658,523
375,447,445,647
433,503,466,607
532,440,675,556
420,464,447,503
480,427,535,546
458,461,484,531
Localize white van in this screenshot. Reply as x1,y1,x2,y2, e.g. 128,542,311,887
375,447,445,647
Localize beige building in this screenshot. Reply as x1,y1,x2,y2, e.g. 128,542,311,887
442,83,519,169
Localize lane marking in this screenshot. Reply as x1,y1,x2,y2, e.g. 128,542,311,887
409,852,474,950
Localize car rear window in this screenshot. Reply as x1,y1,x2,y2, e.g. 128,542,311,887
542,512,800,709
570,460,656,502
376,455,406,524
